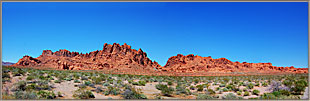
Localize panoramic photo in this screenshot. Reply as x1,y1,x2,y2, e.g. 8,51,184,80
1,2,309,100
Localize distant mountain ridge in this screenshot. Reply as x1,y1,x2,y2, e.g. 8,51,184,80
11,43,308,76
2,61,15,66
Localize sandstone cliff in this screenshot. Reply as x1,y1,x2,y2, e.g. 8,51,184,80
12,43,308,75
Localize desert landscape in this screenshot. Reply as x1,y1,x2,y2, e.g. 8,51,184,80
2,43,309,99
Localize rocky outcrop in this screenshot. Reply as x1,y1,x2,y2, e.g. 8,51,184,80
11,43,308,75
12,43,160,71
158,54,308,74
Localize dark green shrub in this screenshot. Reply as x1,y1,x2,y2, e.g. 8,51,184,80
244,91,250,96
104,86,120,95
222,93,242,99
196,85,204,91
138,80,146,86
260,93,277,99
167,81,173,86
291,80,307,95
279,90,291,96
73,88,95,99
197,94,216,99
37,90,56,99
253,89,260,95
122,86,147,99
207,89,215,95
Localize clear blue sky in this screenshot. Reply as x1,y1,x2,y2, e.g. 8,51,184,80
2,2,308,68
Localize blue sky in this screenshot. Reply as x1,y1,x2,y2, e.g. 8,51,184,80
2,2,308,68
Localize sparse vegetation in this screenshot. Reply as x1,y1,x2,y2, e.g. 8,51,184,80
1,66,308,99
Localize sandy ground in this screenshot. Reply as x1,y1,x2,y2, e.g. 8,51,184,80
52,80,78,99
2,73,27,95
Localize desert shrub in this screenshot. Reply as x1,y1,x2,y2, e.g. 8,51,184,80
260,93,277,99
253,89,260,95
291,79,307,95
54,80,61,83
272,91,281,97
194,79,199,83
247,83,254,89
73,88,95,99
103,82,110,86
84,81,91,86
104,86,120,95
122,87,147,99
268,81,281,92
132,82,139,85
262,82,268,87
26,76,35,80
81,76,88,80
222,88,228,92
196,85,204,91
237,91,242,95
197,94,216,99
244,91,250,96
190,86,195,90
2,73,10,79
167,81,173,86
155,84,166,90
222,93,242,99
94,86,103,93
25,84,38,91
219,84,226,87
156,84,174,96
206,89,215,95
176,85,191,95
279,90,291,96
216,87,220,91
37,90,56,99
57,92,63,97
14,91,37,99
138,80,146,86
74,80,81,83
13,81,27,91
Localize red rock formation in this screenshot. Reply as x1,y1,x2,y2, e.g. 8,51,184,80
12,43,160,71
159,54,308,74
12,43,308,76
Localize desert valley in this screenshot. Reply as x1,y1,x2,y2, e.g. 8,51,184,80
2,43,309,99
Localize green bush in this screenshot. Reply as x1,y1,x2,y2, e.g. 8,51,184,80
156,84,174,96
138,80,146,86
84,81,91,86
37,90,56,99
104,86,120,95
14,81,27,91
279,90,291,96
196,85,204,91
291,80,307,95
197,94,216,99
262,82,268,87
223,93,242,99
54,80,61,83
237,91,242,95
73,88,95,99
14,91,37,99
253,89,260,95
260,93,277,99
223,88,228,92
244,91,250,96
207,89,215,95
167,81,173,86
2,73,10,79
122,85,147,99
74,80,81,83
247,83,254,89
